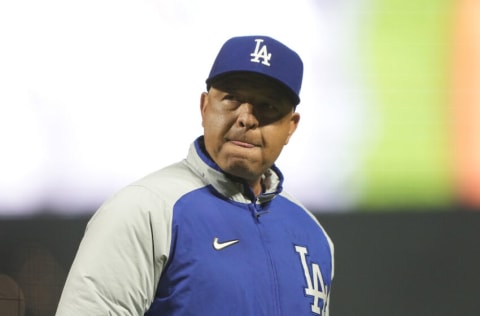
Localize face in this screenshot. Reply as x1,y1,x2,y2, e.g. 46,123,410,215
200,73,300,187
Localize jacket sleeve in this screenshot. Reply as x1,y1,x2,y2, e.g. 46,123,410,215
56,185,172,316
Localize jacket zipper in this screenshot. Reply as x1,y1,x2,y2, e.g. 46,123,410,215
250,200,281,315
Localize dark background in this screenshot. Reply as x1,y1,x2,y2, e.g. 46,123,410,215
1,210,479,316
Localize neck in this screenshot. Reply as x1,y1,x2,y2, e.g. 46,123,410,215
248,179,263,197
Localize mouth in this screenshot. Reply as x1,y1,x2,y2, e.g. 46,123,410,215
229,140,256,148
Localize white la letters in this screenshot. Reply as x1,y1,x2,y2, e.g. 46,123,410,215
250,39,272,66
295,245,329,315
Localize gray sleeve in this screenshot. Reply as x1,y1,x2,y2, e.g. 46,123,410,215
56,185,172,316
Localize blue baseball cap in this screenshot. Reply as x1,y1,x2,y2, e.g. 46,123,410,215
206,35,304,105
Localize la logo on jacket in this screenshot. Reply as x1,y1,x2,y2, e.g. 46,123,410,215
295,245,329,315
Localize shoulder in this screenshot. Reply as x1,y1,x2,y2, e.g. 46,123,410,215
87,160,206,230
278,190,335,251
131,160,206,201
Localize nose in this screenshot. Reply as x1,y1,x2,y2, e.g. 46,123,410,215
237,102,259,129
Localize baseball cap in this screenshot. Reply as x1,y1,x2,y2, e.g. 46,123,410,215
206,35,304,105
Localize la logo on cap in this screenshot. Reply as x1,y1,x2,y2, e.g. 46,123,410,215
250,39,271,66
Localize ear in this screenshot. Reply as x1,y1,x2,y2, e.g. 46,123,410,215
285,112,300,145
200,92,208,128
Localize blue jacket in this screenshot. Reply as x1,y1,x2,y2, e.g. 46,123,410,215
56,137,334,315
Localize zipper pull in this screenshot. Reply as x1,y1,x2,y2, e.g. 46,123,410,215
253,198,270,219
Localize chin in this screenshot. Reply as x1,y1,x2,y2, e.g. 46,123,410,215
224,160,264,181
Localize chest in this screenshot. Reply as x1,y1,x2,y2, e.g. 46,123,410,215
152,193,332,315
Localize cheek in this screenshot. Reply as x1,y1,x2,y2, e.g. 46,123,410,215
276,121,295,141
203,116,226,138
263,127,291,152
202,111,236,149
204,108,237,133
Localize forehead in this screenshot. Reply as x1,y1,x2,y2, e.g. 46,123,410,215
210,72,295,104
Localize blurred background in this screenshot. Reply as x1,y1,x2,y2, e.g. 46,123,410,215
0,0,479,315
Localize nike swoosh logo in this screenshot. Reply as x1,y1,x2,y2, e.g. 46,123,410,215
213,237,239,250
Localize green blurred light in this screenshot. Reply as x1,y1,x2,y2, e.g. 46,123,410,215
358,0,455,210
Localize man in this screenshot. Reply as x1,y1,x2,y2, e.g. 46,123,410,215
56,35,334,315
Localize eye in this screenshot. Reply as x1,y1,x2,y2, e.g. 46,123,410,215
221,93,244,110
222,94,240,102
255,100,292,124
257,102,280,115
